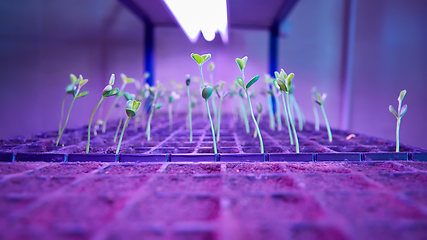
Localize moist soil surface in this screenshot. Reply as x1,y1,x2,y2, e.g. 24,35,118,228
1,161,427,239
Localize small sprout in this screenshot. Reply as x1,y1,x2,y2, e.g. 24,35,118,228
274,69,299,152
86,74,118,153
202,86,217,154
146,83,163,141
57,74,89,146
191,53,211,86
315,92,333,142
168,91,180,131
312,87,320,131
113,92,136,143
389,89,408,152
186,75,193,141
235,56,264,153
254,103,263,138
116,100,140,154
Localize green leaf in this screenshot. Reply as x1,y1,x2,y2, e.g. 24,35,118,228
399,104,408,117
202,86,214,100
277,80,287,92
191,53,203,64
154,103,163,109
126,109,136,118
70,74,78,83
246,75,260,89
389,105,398,117
133,101,141,111
236,77,245,88
273,80,280,90
79,79,88,88
274,71,280,80
280,69,287,80
76,91,88,98
102,85,112,96
109,74,115,86
235,56,247,71
398,89,407,102
209,62,215,71
66,83,76,94
124,77,135,84
105,88,119,97
124,92,135,101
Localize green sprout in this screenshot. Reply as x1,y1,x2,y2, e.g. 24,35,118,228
215,81,229,142
389,90,408,152
86,74,119,153
272,74,293,145
59,74,79,138
236,56,264,153
116,100,140,154
168,91,180,131
315,92,333,142
253,103,263,138
146,83,163,141
289,85,305,131
186,75,193,142
202,86,217,154
274,69,299,152
191,53,211,87
235,83,250,133
56,74,89,146
114,92,135,143
102,73,134,133
312,87,320,131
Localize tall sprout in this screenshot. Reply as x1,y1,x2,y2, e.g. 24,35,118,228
389,90,408,152
315,92,333,142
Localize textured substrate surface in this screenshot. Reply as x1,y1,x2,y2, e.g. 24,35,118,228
1,161,427,239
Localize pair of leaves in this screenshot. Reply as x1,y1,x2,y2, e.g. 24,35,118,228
237,75,260,90
125,100,141,118
236,56,248,72
75,91,88,98
315,93,327,105
120,73,135,84
102,87,119,98
169,91,180,103
389,89,408,118
273,71,294,92
191,53,211,65
215,82,229,99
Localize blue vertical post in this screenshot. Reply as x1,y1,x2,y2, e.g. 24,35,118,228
269,24,279,114
144,22,154,86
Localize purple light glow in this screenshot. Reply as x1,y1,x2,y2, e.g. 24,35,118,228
163,0,228,43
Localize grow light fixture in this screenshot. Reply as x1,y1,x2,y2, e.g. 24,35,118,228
163,0,228,43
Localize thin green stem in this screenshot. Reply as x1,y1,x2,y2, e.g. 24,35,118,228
291,95,304,131
320,105,333,142
199,65,205,86
116,117,130,154
216,98,223,142
187,86,193,142
114,113,124,142
313,102,320,131
168,103,173,131
56,97,76,146
146,105,154,141
206,100,217,154
286,92,299,153
86,97,105,153
102,83,127,133
267,95,275,131
238,96,250,133
396,117,401,152
246,90,264,153
254,110,262,138
281,92,294,145
274,95,282,131
59,94,67,135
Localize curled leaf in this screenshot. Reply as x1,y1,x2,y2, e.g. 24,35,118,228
66,83,77,94
277,80,287,92
274,71,281,80
280,69,287,80
202,86,214,100
105,88,119,97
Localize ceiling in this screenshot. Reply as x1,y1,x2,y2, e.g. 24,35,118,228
131,0,297,28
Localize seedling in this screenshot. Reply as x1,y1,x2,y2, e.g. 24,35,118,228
315,92,333,142
186,75,193,142
102,73,134,133
253,103,263,138
215,81,229,142
133,72,150,131
274,69,299,153
311,87,320,131
146,83,163,141
86,74,119,153
236,56,264,153
191,53,211,87
56,74,89,146
168,91,180,131
234,83,250,133
389,90,408,152
289,85,304,131
273,74,293,145
116,100,141,154
202,86,217,153
58,74,79,136
114,92,135,143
